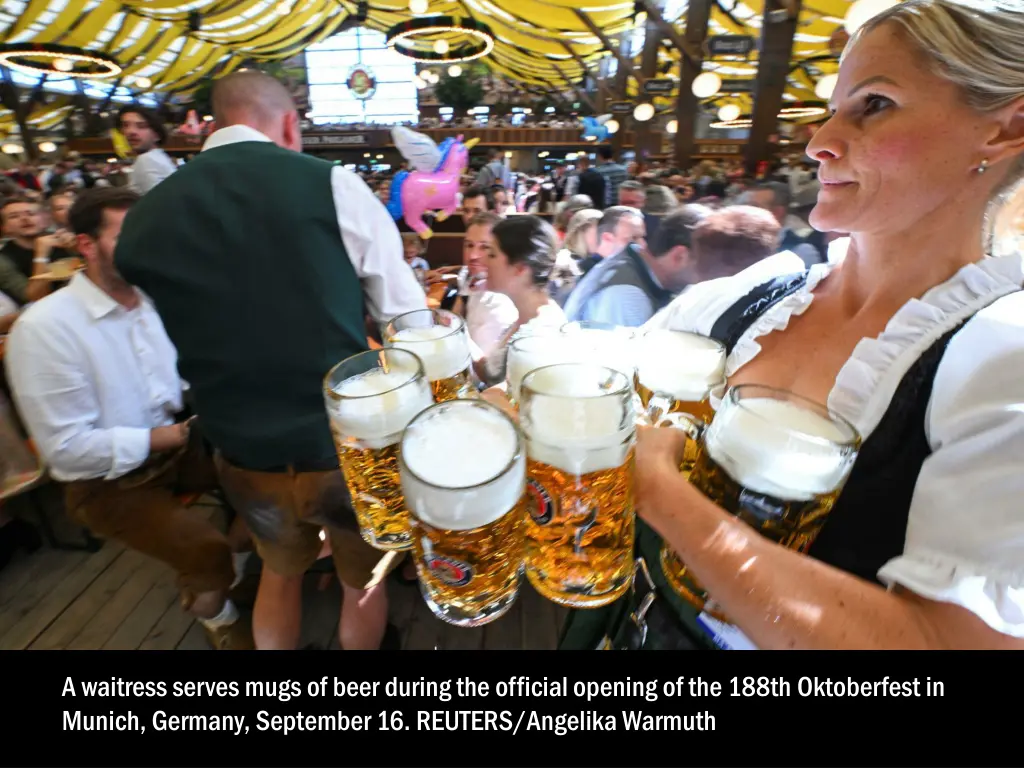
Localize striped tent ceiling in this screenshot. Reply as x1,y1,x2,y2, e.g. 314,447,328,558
0,0,849,131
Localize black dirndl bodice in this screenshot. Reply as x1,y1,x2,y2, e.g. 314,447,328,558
558,272,974,651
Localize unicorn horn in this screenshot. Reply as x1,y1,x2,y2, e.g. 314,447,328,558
596,114,612,125
463,138,480,149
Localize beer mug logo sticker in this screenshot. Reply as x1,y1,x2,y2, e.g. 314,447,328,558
425,553,473,587
525,479,555,525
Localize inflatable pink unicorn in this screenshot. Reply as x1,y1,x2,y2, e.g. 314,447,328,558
387,127,479,239
178,109,203,137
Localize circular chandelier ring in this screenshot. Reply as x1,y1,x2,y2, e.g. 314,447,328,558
0,43,121,79
385,17,495,63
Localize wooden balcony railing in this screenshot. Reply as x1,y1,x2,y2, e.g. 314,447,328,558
67,127,745,159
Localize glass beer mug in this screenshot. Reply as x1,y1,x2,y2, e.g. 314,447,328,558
633,328,727,474
660,384,861,620
518,363,637,608
324,348,433,551
506,333,574,409
384,309,475,402
400,398,529,627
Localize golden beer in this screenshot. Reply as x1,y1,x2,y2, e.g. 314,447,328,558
634,329,726,474
519,363,636,608
661,385,860,620
324,348,433,551
400,398,528,627
385,309,475,402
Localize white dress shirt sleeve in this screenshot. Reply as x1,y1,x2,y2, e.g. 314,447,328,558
467,292,518,359
330,165,427,324
876,291,1024,637
4,315,152,481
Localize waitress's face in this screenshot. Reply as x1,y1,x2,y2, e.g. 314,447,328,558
806,23,1004,237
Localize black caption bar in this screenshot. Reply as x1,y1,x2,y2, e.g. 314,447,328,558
9,652,1015,767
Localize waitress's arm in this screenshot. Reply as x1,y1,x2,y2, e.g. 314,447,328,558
637,427,1024,651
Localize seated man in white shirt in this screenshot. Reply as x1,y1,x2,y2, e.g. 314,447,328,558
3,188,251,650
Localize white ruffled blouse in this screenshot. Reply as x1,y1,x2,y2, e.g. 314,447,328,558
644,248,1024,638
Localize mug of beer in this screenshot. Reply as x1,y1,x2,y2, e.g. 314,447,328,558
384,309,475,402
400,398,529,627
506,333,574,408
560,321,637,381
634,329,727,474
518,363,636,608
660,384,860,619
324,348,434,551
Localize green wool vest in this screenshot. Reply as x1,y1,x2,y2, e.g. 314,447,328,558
115,140,368,469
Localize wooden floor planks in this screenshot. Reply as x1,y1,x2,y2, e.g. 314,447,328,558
0,505,567,651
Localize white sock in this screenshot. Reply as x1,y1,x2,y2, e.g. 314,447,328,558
199,599,239,631
231,552,251,588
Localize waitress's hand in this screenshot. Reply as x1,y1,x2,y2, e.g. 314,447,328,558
480,385,516,420
634,424,689,523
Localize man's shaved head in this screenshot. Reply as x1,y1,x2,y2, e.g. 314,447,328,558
211,71,300,149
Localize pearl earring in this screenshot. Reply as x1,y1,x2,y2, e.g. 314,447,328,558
977,159,989,174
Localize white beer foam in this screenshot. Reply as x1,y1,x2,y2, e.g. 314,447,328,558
402,403,525,530
561,327,636,378
329,368,433,450
705,397,854,500
507,335,576,403
521,364,634,476
636,330,726,401
389,325,471,381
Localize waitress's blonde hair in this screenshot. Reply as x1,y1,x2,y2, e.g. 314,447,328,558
852,0,1024,254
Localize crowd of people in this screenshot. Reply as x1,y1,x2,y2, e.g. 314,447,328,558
0,0,1020,652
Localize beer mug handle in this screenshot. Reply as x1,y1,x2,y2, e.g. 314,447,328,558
652,411,705,442
642,394,707,442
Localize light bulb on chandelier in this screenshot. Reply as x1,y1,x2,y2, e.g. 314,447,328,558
633,102,655,122
409,0,428,13
718,103,741,122
692,71,722,99
434,39,449,54
53,58,73,72
448,64,462,77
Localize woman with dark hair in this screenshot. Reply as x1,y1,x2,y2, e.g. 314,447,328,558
473,215,566,385
562,0,1024,651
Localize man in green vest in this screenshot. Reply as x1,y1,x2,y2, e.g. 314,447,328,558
115,70,427,650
